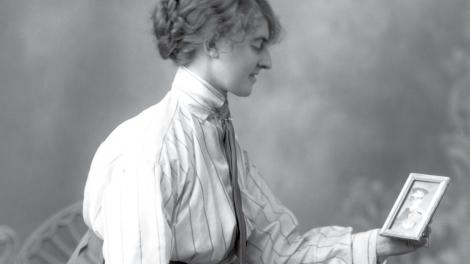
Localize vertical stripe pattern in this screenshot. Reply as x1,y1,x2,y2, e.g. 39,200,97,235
82,67,381,264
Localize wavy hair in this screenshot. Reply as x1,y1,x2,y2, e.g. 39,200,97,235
151,0,281,65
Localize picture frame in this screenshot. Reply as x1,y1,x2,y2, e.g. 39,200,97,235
380,173,450,241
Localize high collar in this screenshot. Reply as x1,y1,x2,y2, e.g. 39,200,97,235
171,66,229,120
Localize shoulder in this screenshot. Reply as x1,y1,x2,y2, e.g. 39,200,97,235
94,92,182,165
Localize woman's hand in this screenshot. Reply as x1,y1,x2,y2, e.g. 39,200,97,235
376,227,430,262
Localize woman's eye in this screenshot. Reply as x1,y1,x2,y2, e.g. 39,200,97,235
252,42,263,52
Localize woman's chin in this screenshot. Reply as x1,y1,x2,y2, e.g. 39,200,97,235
229,87,252,97
234,90,252,97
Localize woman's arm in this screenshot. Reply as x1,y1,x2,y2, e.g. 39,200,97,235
239,150,407,264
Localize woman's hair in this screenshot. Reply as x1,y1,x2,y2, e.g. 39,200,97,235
151,0,281,65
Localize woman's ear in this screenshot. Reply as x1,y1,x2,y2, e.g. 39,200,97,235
204,40,219,59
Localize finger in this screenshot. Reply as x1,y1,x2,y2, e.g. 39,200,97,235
413,235,429,249
424,227,431,247
426,226,432,236
421,226,432,247
405,239,422,251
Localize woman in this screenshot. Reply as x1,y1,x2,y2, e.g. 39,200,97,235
69,0,428,263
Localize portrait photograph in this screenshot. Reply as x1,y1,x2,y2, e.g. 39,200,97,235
0,0,469,263
381,173,450,241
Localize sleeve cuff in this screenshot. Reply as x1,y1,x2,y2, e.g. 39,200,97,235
352,229,388,264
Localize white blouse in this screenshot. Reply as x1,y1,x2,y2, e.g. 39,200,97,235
83,67,381,264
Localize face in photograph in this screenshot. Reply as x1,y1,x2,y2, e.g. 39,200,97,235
392,185,432,233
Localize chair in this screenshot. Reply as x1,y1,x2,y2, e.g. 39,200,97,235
0,225,18,264
17,202,88,264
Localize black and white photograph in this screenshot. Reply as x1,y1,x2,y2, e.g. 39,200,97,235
380,173,450,241
0,0,469,263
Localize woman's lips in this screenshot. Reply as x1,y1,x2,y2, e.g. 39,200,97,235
249,72,258,82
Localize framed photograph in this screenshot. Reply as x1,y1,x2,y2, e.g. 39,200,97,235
380,173,450,241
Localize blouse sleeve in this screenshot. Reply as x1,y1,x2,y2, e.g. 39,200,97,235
240,150,382,264
83,125,176,264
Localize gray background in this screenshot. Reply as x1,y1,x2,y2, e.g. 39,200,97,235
1,0,469,263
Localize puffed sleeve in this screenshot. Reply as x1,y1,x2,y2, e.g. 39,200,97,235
239,150,383,264
83,119,176,264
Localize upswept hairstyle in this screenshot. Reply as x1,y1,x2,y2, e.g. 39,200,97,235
151,0,282,65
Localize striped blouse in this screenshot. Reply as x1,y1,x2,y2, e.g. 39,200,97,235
83,67,382,264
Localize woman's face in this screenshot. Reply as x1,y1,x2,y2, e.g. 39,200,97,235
209,19,272,97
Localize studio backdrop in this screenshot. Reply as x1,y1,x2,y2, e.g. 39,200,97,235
0,0,468,263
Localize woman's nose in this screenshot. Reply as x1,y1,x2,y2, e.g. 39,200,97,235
259,49,272,70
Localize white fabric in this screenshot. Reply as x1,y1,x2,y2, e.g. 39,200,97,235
83,67,381,264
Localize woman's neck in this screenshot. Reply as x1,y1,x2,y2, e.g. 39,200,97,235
184,60,228,97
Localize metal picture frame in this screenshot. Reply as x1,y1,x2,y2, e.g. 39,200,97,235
380,173,450,241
